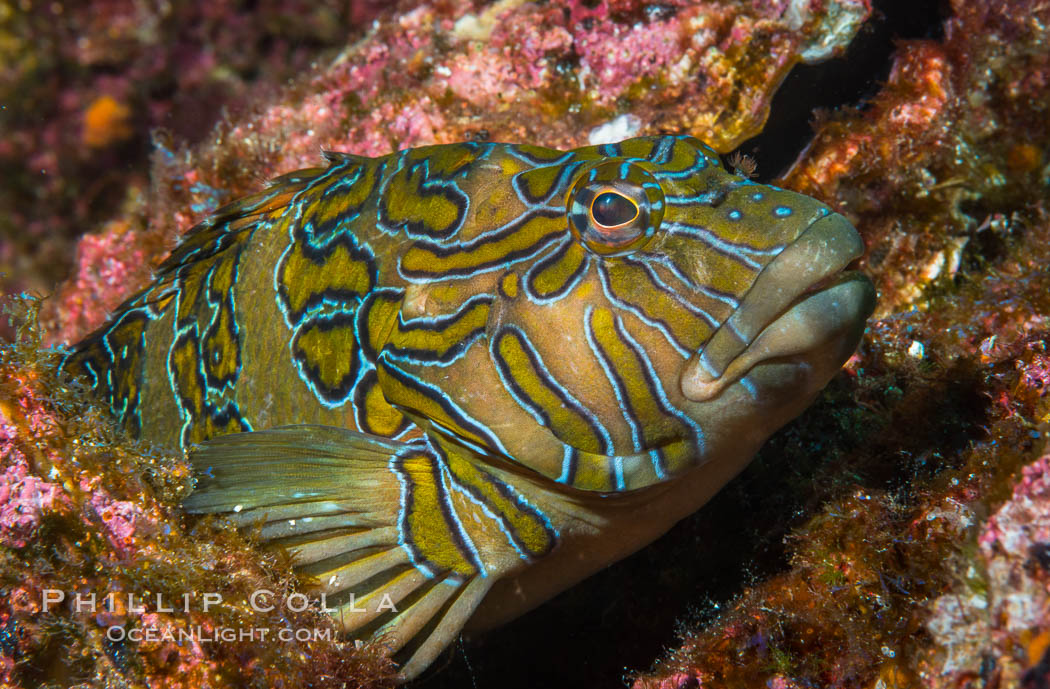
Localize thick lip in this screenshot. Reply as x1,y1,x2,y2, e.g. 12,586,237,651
680,212,875,402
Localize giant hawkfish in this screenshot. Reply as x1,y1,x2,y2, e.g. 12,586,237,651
63,135,876,679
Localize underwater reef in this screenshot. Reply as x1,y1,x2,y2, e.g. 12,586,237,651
0,0,397,333
1,0,1049,687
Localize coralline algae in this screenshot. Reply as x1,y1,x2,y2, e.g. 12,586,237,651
0,298,400,688
0,0,387,322
36,0,872,344
2,0,1050,687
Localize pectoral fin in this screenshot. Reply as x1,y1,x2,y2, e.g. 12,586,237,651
182,424,509,680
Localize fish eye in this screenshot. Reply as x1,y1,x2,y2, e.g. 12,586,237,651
591,192,638,228
568,161,664,257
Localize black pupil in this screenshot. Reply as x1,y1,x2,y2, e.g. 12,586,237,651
592,192,637,227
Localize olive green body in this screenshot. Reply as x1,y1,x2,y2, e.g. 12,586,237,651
66,136,875,679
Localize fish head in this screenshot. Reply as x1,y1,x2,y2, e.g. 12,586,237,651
639,137,877,407
385,136,875,492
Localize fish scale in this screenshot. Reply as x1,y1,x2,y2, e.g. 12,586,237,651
63,135,876,680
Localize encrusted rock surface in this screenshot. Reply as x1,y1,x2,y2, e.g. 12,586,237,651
3,0,1050,687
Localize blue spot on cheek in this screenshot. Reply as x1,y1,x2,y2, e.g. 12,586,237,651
728,209,742,220
751,192,764,202
774,206,793,217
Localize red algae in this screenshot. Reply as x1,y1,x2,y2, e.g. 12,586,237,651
0,296,399,688
9,0,1050,687
45,215,164,347
0,465,70,550
0,0,409,323
633,1,1050,686
38,0,871,344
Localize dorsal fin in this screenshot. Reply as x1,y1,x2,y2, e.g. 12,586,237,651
157,151,369,281
61,152,367,425
320,149,367,165
156,168,321,280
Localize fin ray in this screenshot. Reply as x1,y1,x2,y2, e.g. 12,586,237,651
184,424,404,516
273,526,399,564
374,579,461,655
333,567,431,631
304,547,411,596
392,576,494,681
183,423,504,681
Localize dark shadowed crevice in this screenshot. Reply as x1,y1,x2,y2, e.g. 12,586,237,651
737,0,952,183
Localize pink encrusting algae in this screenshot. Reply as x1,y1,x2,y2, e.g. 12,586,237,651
46,219,161,354
923,452,1050,680
36,0,872,344
4,0,1050,687
0,0,408,324
0,465,69,550
0,298,400,687
84,479,154,559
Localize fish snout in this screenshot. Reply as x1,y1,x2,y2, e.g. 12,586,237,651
679,212,876,403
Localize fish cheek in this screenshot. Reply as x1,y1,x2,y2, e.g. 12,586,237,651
501,288,664,460
477,286,605,459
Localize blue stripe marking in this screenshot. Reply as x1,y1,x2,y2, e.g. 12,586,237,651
613,314,705,458
596,263,692,358
724,317,749,344
649,137,674,164
583,305,643,453
649,448,668,481
436,462,488,577
390,443,440,579
739,375,759,400
663,221,785,270
445,460,558,563
200,255,244,397
289,310,364,409
506,147,575,168
664,191,723,205
697,349,720,378
167,333,200,448
81,359,99,389
511,159,587,207
631,253,740,310
522,235,592,305
651,159,707,180
397,208,567,283
622,257,719,329
557,446,575,484
381,156,472,242
490,324,616,455
378,358,512,458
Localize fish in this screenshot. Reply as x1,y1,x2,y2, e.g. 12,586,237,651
62,135,876,680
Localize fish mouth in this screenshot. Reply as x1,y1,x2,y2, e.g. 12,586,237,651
680,212,876,402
